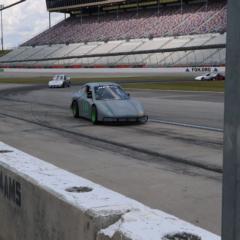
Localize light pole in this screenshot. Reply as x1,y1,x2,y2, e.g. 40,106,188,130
49,12,51,28
0,1,26,50
0,4,3,51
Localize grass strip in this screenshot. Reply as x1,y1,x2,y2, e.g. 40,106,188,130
122,81,224,92
0,77,224,92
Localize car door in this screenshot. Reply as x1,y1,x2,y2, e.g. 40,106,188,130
60,75,65,86
66,76,70,85
204,73,210,80
78,85,93,119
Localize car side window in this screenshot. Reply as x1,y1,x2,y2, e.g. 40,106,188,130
80,86,87,97
86,85,91,93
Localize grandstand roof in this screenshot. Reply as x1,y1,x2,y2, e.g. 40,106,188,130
46,0,211,13
46,0,125,13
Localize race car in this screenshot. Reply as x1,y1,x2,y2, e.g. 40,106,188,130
194,72,225,81
70,82,148,124
48,74,71,88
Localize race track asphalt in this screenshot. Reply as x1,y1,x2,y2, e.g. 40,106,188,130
0,84,223,234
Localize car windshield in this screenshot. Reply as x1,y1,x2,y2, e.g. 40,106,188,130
94,85,129,100
53,75,65,81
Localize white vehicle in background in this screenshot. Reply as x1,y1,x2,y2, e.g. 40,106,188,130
48,74,71,88
194,72,225,81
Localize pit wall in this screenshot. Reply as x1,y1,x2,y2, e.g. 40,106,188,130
0,142,220,240
0,66,225,73
0,66,226,78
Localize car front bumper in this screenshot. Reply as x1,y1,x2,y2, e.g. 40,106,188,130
103,115,148,123
49,85,62,88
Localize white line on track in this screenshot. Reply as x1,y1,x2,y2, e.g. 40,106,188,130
149,119,223,132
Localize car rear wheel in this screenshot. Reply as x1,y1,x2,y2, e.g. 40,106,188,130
91,105,98,124
72,101,79,118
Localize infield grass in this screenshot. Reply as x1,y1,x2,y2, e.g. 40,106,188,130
0,77,50,84
0,76,224,92
0,75,190,84
122,81,224,92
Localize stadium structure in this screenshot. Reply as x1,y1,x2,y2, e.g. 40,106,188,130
0,0,227,68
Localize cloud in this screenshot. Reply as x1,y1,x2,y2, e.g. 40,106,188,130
2,0,64,49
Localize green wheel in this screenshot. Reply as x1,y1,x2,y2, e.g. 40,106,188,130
91,105,98,124
72,101,79,118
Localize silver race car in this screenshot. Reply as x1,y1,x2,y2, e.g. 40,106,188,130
70,82,148,124
48,74,71,88
194,72,225,81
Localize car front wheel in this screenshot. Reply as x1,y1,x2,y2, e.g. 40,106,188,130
91,105,98,124
72,101,79,118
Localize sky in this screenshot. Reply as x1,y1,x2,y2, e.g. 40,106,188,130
3,0,65,49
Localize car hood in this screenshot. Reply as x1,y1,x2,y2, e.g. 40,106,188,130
97,99,145,117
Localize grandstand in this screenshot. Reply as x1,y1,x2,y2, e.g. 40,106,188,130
0,0,227,68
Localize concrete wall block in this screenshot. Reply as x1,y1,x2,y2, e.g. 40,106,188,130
97,209,221,240
0,142,221,240
0,142,141,240
0,164,126,240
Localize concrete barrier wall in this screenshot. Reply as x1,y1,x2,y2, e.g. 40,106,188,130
0,142,220,240
1,67,225,75
0,67,225,80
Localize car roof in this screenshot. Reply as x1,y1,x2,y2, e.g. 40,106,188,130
84,82,119,87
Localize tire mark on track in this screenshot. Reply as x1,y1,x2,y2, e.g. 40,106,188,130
0,94,223,149
0,111,222,174
0,95,224,136
0,84,223,133
133,127,223,149
149,119,223,133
